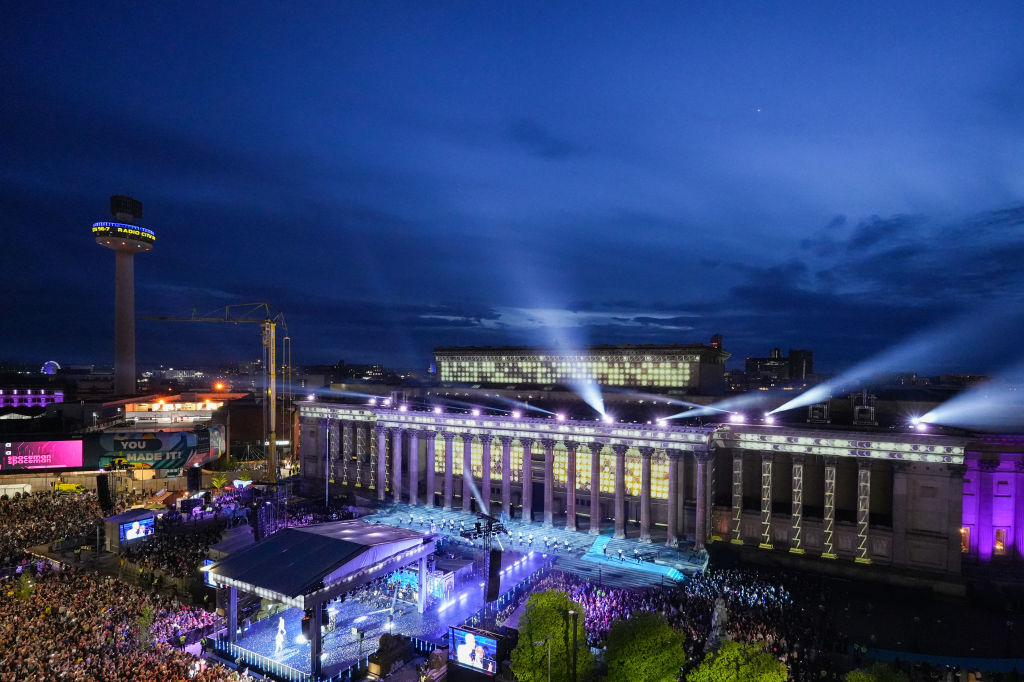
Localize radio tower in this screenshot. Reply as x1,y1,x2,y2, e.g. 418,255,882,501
92,196,156,395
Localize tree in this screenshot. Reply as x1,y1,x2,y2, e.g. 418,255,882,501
604,611,687,682
844,663,910,682
135,605,155,648
511,590,594,682
211,472,228,490
686,641,786,682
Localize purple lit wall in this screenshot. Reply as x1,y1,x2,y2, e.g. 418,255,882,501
0,388,64,408
962,438,1024,563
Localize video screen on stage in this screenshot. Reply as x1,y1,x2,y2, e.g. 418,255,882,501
119,518,154,542
1,440,83,471
449,627,498,675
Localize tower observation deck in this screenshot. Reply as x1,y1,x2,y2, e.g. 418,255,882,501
93,195,155,395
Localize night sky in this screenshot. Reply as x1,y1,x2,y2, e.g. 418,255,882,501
3,3,1024,373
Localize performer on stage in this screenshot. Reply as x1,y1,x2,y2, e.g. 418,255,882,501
275,616,286,654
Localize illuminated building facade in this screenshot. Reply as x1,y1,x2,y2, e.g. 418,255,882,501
433,340,730,395
294,401,1024,582
745,347,814,391
0,387,64,408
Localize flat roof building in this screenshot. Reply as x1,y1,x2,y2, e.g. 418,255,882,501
433,336,730,395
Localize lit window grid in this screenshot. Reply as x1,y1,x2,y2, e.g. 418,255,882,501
510,443,523,483
489,441,501,482
625,452,642,496
434,438,445,474
600,453,615,493
577,451,592,491
437,352,697,387
554,443,567,485
470,439,483,478
651,455,669,500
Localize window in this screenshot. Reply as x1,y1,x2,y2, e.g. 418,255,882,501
995,529,1007,556
960,526,969,553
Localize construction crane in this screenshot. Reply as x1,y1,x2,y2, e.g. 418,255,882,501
144,303,290,483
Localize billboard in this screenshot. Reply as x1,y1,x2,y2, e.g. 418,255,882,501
1,440,84,472
449,627,498,676
97,427,223,471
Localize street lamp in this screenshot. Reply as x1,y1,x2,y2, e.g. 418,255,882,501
532,637,552,682
567,609,579,682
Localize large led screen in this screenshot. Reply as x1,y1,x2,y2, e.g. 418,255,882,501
449,627,497,675
119,518,155,542
1,440,83,471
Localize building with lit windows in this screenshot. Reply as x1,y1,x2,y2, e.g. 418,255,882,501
433,338,730,395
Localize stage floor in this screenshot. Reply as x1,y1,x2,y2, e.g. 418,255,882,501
231,547,546,676
365,503,708,588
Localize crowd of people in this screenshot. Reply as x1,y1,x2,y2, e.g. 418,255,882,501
498,566,846,680
0,564,238,681
0,491,115,568
122,516,226,578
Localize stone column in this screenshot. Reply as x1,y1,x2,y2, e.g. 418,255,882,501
408,430,420,506
425,432,437,508
855,458,871,564
480,434,493,514
418,555,428,614
542,439,555,527
462,433,474,512
1015,460,1024,562
375,425,387,501
676,449,688,539
639,446,653,543
613,444,627,539
392,428,403,503
589,443,604,535
822,456,838,559
695,451,711,551
947,464,967,572
521,438,534,523
731,452,744,544
354,423,364,487
565,441,578,532
978,459,998,561
500,436,513,519
341,421,351,485
666,450,680,547
789,454,805,554
443,432,455,511
328,420,340,486
759,452,773,550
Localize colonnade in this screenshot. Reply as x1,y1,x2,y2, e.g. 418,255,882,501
726,451,873,563
320,419,714,548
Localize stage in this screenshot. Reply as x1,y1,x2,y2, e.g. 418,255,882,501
227,547,547,677
364,503,707,589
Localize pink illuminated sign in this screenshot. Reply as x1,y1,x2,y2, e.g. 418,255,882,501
1,440,83,471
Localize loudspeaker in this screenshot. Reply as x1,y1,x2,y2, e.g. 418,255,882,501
301,611,312,637
187,467,202,492
96,473,113,512
486,548,502,602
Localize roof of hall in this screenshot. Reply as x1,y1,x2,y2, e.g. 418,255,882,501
205,519,427,598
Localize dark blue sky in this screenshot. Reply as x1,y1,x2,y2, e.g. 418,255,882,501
3,2,1024,373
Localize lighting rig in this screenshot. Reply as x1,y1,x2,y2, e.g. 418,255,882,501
460,513,509,542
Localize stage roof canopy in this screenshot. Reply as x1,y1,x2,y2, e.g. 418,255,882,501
205,519,433,608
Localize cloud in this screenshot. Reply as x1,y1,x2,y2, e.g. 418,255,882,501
507,118,586,159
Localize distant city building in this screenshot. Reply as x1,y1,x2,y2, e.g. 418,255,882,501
0,387,64,408
433,337,730,395
745,347,814,391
